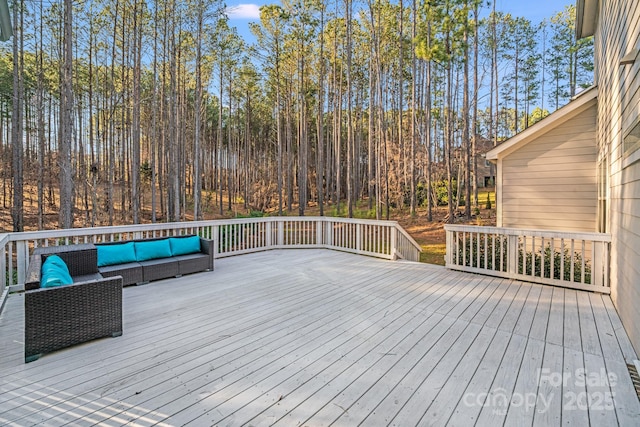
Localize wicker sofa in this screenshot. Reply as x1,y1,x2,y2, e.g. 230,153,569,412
23,236,214,362
24,244,123,363
95,235,214,286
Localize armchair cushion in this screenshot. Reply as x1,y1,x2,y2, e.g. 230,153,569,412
97,242,137,267
41,255,73,288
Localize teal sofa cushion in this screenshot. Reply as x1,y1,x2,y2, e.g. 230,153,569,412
135,239,172,261
97,242,137,267
41,255,73,288
169,236,201,256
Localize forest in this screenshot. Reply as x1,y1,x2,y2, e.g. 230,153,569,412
0,0,593,232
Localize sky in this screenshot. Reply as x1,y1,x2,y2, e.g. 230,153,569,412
224,0,577,44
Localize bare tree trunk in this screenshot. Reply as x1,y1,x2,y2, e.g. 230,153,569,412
276,73,283,216
151,0,158,222
472,1,479,209
463,3,471,219
410,0,417,217
37,0,46,229
316,4,325,216
193,0,204,220
426,57,433,222
132,0,142,223
59,0,75,229
170,21,180,222
11,0,23,232
368,43,375,212
346,0,353,218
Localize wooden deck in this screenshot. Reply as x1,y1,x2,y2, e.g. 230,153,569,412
1,249,639,426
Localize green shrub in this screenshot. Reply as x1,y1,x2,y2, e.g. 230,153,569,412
454,237,592,284
402,182,429,207
433,180,457,206
485,192,492,210
518,246,591,284
235,210,266,218
455,234,509,272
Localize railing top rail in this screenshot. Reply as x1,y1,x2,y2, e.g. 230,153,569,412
444,224,611,242
0,233,8,246
395,225,422,253
4,216,408,242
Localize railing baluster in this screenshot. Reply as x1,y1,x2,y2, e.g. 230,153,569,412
560,238,566,282
581,240,586,284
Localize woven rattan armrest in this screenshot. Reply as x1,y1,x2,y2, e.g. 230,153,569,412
24,275,123,363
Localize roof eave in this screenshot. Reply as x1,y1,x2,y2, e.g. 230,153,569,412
576,0,598,39
486,86,598,161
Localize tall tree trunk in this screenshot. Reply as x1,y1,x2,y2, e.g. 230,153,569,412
193,0,204,220
37,0,46,229
346,0,353,218
410,0,417,217
11,0,23,232
132,0,142,223
463,2,471,219
472,1,479,209
59,0,75,229
316,3,325,216
151,0,158,222
426,57,433,222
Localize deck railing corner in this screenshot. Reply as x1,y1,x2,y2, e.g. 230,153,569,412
0,217,422,294
444,224,611,294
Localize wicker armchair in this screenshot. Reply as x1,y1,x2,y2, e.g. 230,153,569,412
24,245,123,363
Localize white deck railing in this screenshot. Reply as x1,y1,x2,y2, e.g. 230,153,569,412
445,225,611,294
0,217,421,293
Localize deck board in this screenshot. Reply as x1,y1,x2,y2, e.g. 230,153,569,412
0,249,638,426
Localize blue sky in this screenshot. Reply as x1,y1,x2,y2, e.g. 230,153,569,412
225,0,576,44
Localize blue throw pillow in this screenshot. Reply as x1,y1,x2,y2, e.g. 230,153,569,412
41,255,73,288
135,239,172,261
97,242,137,267
169,236,201,256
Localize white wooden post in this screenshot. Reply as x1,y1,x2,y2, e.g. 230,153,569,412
16,240,28,285
356,223,362,254
316,220,323,246
212,225,220,257
593,240,604,287
390,227,397,260
508,234,518,276
266,221,273,248
0,242,6,291
326,220,333,248
277,219,284,247
445,228,453,266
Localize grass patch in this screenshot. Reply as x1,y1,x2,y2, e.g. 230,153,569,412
421,243,446,266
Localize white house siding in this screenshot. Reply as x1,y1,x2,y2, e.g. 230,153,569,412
595,0,640,354
499,104,598,232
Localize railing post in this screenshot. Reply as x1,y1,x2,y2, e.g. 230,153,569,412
0,242,6,291
316,220,323,246
326,220,333,248
16,240,28,285
445,228,452,266
266,221,273,248
593,240,604,287
277,219,284,247
390,227,397,260
508,234,518,277
356,223,362,253
212,225,220,258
